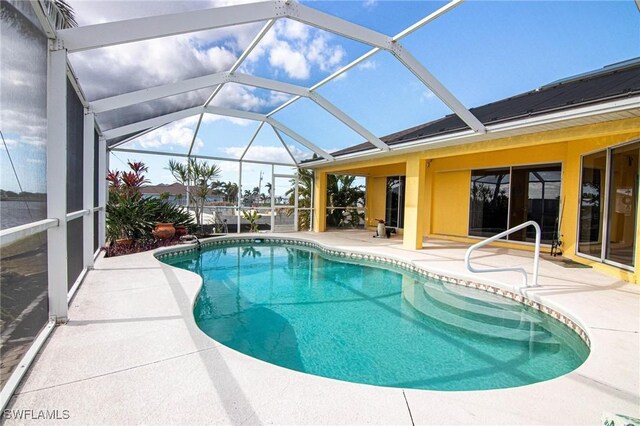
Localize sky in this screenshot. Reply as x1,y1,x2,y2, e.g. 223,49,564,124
1,0,639,195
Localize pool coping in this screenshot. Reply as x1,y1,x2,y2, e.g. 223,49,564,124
6,232,639,425
155,235,591,347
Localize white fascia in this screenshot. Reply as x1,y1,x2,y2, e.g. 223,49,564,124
301,97,640,167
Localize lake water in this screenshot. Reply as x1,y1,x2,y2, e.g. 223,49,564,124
1,200,47,230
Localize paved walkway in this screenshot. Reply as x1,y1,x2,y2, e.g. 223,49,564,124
5,231,639,425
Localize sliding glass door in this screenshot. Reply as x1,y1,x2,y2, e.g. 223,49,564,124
578,141,638,269
469,169,510,237
469,165,560,243
606,143,639,267
578,151,607,257
385,176,405,228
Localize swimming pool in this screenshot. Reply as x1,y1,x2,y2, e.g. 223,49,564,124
161,238,589,391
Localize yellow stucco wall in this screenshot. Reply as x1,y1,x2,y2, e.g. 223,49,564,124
311,117,640,283
430,170,470,236
428,142,567,237
366,176,387,227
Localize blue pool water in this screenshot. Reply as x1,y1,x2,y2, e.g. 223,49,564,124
163,242,589,391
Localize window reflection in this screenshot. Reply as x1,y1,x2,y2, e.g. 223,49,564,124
469,165,561,244
469,169,510,237
510,166,561,243
385,176,405,228
606,143,638,267
0,1,48,230
578,151,607,257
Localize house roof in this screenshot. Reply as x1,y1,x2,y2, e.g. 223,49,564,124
140,182,186,196
325,58,640,158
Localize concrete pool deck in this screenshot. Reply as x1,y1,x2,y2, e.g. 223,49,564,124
4,231,639,425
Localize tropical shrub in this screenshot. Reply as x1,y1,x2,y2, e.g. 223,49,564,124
286,168,313,230
242,209,262,232
106,161,196,246
326,174,365,228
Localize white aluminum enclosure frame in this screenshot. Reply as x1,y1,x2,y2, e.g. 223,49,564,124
55,0,484,165
272,173,299,232
3,0,482,409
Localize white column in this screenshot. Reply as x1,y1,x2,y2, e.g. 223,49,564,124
294,173,299,232
270,165,275,232
83,112,95,267
310,170,315,232
46,44,68,323
237,161,242,233
98,137,107,247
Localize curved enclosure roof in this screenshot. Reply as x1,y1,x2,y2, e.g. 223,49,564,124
59,0,639,167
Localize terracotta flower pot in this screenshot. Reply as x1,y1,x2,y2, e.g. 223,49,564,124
115,238,134,248
174,225,188,237
153,223,176,240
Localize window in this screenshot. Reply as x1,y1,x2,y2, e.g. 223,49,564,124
578,151,607,257
385,176,405,228
579,141,638,268
469,165,561,244
469,169,510,238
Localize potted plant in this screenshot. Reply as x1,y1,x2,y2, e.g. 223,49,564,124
149,199,195,239
152,222,176,240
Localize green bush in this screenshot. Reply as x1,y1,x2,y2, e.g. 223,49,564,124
106,161,196,244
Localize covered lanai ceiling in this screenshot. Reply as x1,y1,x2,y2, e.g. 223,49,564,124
57,0,487,166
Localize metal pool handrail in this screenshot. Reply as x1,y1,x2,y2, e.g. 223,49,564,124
464,220,541,289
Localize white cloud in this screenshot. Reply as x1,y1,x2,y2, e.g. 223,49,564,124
243,19,347,81
65,2,348,142
358,60,378,71
268,41,311,79
278,20,309,41
26,158,46,164
133,117,203,151
420,91,436,103
70,32,239,101
363,0,377,9
221,145,305,164
307,34,346,72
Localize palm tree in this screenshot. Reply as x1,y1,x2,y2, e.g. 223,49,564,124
54,0,78,28
286,169,313,230
224,182,239,204
326,174,365,228
167,158,221,230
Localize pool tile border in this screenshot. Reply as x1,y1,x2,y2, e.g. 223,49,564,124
155,236,590,347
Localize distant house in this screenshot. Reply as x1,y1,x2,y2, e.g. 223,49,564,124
140,183,225,204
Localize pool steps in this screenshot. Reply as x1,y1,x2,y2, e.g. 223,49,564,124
155,235,589,347
422,281,543,327
404,283,559,346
